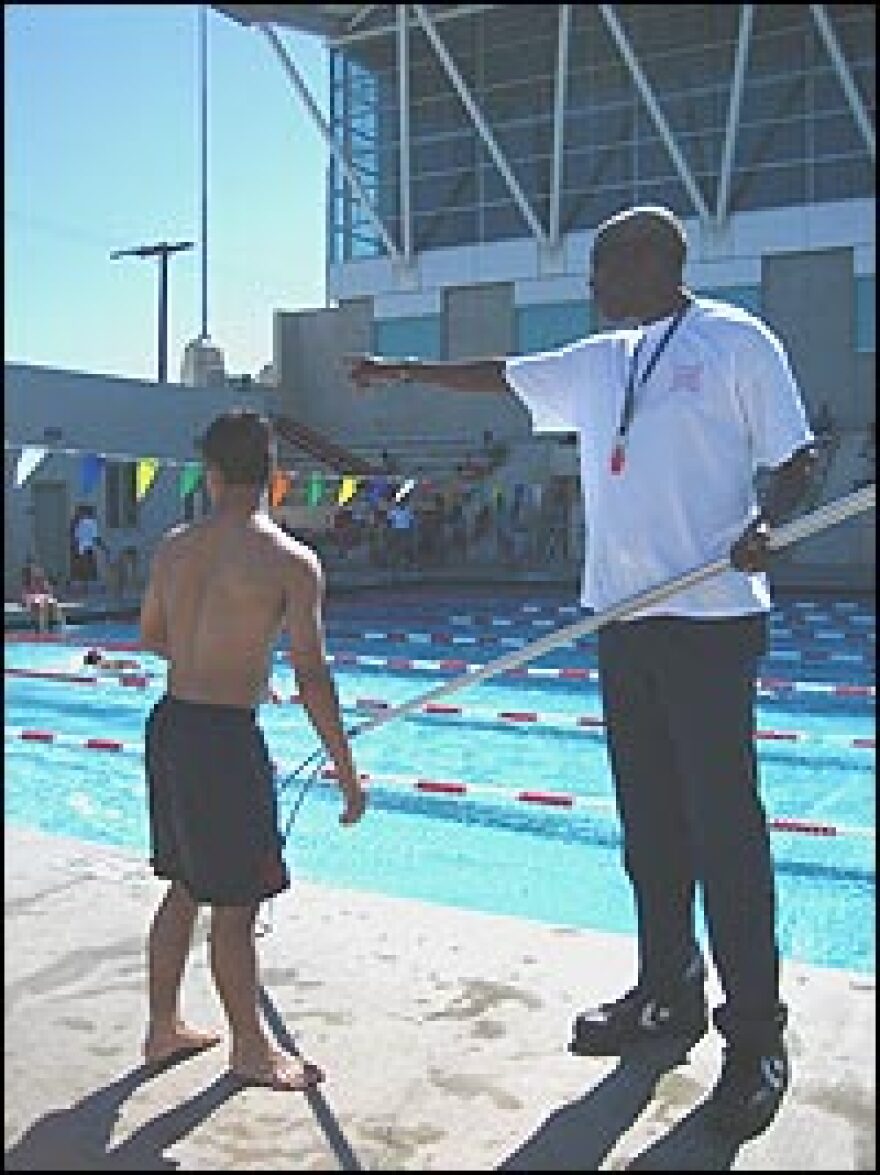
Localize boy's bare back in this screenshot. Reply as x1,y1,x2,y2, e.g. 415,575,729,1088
147,512,321,710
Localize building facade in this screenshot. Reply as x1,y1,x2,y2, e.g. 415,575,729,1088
221,4,873,586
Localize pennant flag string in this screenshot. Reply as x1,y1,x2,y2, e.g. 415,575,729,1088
270,470,293,508
14,446,49,487
306,471,325,507
80,453,106,495
337,475,359,506
393,477,417,503
178,462,203,500
135,458,160,502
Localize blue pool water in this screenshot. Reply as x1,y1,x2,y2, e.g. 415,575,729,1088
4,590,876,974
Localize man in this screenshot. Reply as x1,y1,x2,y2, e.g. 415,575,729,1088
73,504,101,596
346,205,817,1139
139,409,366,1092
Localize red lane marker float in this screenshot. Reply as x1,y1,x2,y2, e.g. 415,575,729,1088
21,729,55,742
756,730,800,742
424,703,463,714
416,778,468,795
84,737,124,752
769,817,837,837
499,710,539,722
834,684,874,696
517,789,575,808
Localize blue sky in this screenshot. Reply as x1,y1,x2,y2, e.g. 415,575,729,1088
5,4,330,382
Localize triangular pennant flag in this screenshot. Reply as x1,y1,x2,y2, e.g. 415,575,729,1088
394,477,417,503
178,462,203,499
366,476,388,505
135,458,160,501
337,475,359,506
80,453,105,495
270,470,293,508
14,447,49,487
306,471,325,506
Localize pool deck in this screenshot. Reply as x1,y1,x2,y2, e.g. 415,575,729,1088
4,826,875,1170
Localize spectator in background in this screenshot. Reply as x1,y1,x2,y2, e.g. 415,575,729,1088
812,401,834,445
21,557,64,631
853,421,875,491
387,499,416,569
68,503,86,594
73,504,101,596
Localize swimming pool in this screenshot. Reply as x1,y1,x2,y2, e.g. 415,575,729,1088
4,587,875,974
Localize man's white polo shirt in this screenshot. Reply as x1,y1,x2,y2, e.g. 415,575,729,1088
505,298,813,618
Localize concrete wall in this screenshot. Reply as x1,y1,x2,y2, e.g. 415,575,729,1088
275,285,532,466
4,363,277,598
761,248,858,427
275,247,874,593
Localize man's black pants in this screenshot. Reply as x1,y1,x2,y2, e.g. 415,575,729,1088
598,613,786,1050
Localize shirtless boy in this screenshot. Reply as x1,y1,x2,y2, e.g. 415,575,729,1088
139,409,366,1091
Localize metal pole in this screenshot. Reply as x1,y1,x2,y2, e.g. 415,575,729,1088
158,251,168,384
200,3,209,339
346,483,877,738
109,241,194,383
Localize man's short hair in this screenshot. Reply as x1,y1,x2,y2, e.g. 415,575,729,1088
198,409,273,487
593,205,688,270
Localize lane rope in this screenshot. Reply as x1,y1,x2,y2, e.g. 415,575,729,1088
5,725,874,840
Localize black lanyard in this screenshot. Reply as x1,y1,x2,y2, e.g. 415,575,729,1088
610,300,692,474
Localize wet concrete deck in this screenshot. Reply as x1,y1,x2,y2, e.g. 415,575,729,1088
4,826,875,1170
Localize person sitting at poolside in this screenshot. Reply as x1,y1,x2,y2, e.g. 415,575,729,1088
83,648,142,672
21,559,65,632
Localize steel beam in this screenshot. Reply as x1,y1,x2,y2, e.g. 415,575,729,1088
412,2,547,244
258,22,401,260
599,4,711,222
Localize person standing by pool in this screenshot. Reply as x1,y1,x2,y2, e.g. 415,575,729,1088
73,504,101,596
139,408,366,1092
20,557,65,631
346,204,817,1140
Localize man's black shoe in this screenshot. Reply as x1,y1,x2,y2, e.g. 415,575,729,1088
705,1042,789,1140
568,981,709,1056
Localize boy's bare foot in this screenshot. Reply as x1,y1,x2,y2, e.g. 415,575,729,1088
143,1022,223,1065
230,1045,325,1092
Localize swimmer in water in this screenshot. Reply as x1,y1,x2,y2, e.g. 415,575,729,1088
83,648,142,672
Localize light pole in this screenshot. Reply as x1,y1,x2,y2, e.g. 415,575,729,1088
110,240,194,383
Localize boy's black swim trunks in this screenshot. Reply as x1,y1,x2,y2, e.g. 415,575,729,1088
145,694,290,905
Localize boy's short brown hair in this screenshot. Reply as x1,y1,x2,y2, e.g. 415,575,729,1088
198,410,273,487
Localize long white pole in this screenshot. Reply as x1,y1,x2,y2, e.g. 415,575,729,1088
280,482,875,835
344,483,876,739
